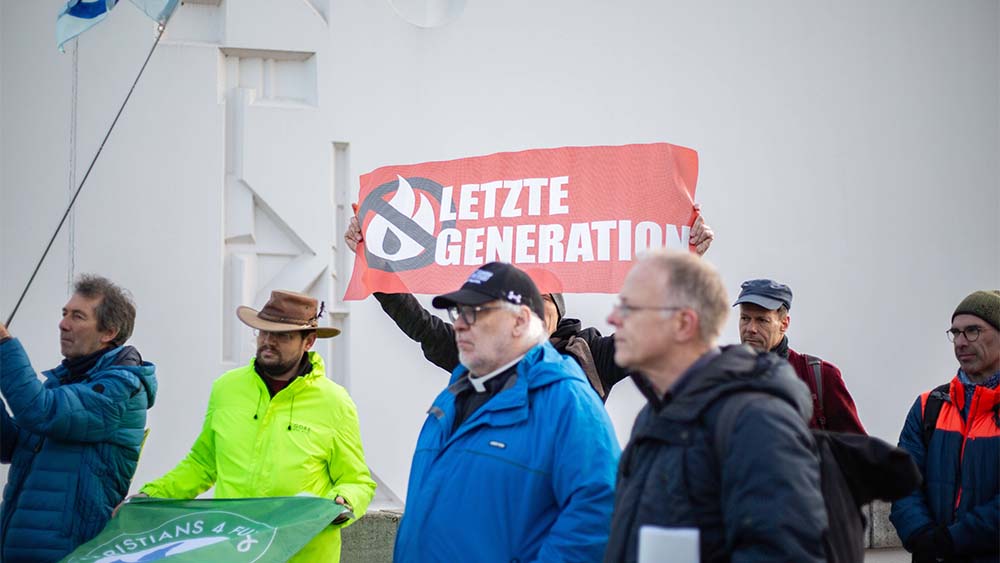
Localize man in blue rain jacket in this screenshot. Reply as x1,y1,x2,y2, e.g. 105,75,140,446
393,262,620,562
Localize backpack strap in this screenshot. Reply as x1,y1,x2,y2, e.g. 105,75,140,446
802,354,826,430
706,351,788,457
710,392,770,462
921,383,951,449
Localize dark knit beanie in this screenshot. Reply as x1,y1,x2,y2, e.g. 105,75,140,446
952,290,1000,331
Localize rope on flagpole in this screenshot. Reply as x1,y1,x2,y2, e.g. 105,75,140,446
68,37,80,292
4,22,168,328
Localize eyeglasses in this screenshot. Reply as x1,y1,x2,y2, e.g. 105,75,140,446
253,329,300,344
612,300,684,320
447,304,506,326
946,326,984,343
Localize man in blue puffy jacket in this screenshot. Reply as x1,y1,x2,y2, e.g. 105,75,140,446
393,262,620,562
0,274,157,563
891,290,999,563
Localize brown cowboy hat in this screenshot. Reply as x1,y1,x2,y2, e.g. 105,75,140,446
236,290,341,338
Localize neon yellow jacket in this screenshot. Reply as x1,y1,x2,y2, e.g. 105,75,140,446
141,352,376,561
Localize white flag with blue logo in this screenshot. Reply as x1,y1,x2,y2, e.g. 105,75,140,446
57,0,179,51
129,0,180,24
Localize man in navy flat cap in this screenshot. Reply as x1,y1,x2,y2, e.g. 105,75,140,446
734,279,866,433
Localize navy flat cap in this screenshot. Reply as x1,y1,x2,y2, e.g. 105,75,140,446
733,279,793,311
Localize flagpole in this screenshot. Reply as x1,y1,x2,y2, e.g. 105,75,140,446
4,22,169,328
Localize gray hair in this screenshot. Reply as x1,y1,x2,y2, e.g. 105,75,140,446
642,249,729,343
497,300,548,345
74,274,136,348
523,311,548,345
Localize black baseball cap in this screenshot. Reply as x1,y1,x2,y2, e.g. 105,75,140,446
432,262,546,321
733,279,793,311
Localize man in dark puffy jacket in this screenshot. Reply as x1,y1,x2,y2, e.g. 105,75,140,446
0,274,157,563
602,250,826,563
343,210,714,401
890,290,999,563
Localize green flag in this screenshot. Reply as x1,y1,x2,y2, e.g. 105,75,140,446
61,496,351,562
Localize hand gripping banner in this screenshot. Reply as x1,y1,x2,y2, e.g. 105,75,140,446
344,142,698,299
61,497,351,562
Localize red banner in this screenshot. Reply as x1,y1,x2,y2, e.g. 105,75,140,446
344,142,698,299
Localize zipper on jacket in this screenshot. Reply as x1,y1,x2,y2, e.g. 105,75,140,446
248,376,305,486
952,390,980,515
248,378,271,484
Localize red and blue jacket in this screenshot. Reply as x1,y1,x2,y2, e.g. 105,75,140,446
890,373,1000,562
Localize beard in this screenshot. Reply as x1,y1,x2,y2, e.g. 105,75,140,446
255,348,302,378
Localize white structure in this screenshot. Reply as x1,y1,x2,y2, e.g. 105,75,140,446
1,2,997,559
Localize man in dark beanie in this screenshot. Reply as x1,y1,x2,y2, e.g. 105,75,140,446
891,290,1000,563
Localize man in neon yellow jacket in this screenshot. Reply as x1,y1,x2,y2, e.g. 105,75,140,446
137,290,376,561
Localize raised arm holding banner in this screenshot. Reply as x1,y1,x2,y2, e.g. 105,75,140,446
343,142,711,402
344,142,701,299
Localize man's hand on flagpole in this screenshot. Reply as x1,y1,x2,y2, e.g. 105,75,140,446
344,215,364,254
0,323,9,340
113,492,149,518
690,203,715,257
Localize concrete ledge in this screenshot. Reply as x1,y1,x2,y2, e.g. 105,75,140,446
341,510,403,563
338,502,903,559
868,500,902,548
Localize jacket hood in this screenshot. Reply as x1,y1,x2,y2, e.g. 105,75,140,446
521,341,587,390
305,350,325,378
550,318,583,341
665,344,813,424
45,344,158,408
108,345,158,408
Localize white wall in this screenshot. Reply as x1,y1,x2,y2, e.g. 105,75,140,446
2,0,998,508
330,0,1000,495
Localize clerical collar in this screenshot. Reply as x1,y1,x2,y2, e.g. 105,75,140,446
468,354,525,393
